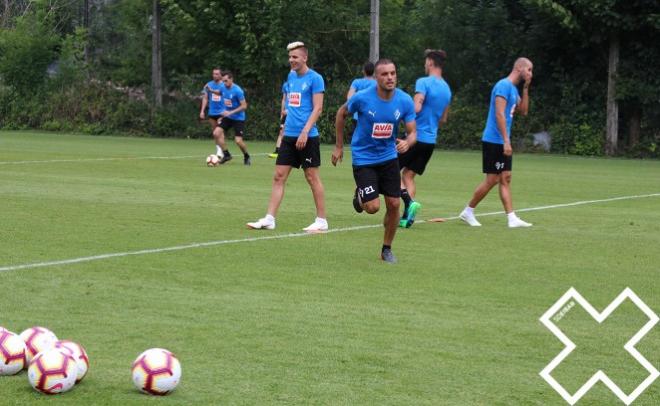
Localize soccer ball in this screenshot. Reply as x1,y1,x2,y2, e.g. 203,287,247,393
206,154,220,167
131,348,182,395
19,327,58,364
0,330,27,375
27,348,77,394
54,340,89,383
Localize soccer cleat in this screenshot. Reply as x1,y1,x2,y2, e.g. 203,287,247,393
246,217,275,230
381,248,397,264
244,156,251,166
352,188,364,213
268,152,278,159
219,154,233,164
302,218,328,232
399,218,408,228
404,201,421,228
508,216,533,228
459,208,482,227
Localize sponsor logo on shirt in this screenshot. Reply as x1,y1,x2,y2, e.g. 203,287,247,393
211,94,221,102
289,92,301,108
371,123,394,139
224,98,233,107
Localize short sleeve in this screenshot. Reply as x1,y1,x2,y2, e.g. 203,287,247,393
237,87,245,101
494,81,509,99
403,95,416,123
415,78,427,96
312,73,325,94
347,92,361,114
281,82,287,94
350,79,360,92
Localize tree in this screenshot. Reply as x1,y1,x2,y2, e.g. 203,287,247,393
151,0,162,107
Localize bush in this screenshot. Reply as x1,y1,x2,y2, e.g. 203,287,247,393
549,121,604,156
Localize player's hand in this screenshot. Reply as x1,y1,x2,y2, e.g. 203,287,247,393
296,132,308,150
221,111,230,117
503,142,513,156
199,112,205,120
331,146,343,166
396,138,410,154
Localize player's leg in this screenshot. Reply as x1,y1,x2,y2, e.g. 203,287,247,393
382,195,400,263
209,118,224,157
353,165,380,214
232,121,250,165
400,168,421,228
301,138,328,232
217,119,233,163
499,165,532,228
270,117,286,158
460,141,500,226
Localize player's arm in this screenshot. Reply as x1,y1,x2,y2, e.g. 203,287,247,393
414,93,425,114
495,96,512,156
397,121,417,154
280,94,287,119
439,105,449,127
332,103,351,166
296,92,324,150
200,92,208,119
225,99,247,117
518,83,530,116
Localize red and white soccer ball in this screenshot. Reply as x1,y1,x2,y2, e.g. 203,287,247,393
0,330,27,375
19,327,58,364
54,340,89,383
27,348,77,394
131,348,182,395
206,154,220,167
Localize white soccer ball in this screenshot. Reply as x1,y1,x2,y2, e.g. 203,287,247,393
206,154,220,167
20,327,58,364
27,348,77,394
54,340,89,383
131,348,182,395
0,330,27,375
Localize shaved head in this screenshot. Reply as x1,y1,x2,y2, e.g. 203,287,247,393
514,57,533,69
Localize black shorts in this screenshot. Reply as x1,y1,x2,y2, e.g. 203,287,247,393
219,117,245,137
352,159,401,203
398,141,435,175
275,136,321,169
208,114,222,121
482,141,512,173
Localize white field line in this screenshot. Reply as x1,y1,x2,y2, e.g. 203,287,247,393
0,153,269,165
0,193,658,273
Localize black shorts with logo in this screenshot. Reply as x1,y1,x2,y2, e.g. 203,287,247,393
219,117,245,137
353,158,401,203
275,136,321,169
482,141,512,173
398,141,435,175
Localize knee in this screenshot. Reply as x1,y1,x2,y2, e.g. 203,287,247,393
499,174,511,185
304,170,318,184
387,198,400,211
273,171,286,184
364,200,380,214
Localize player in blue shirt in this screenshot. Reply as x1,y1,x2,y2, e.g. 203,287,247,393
333,58,417,263
269,79,290,159
398,49,452,228
459,57,533,228
216,71,250,165
247,41,328,233
199,67,226,160
346,61,376,123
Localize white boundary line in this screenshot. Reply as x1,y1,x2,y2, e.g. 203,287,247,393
0,193,658,273
0,153,269,165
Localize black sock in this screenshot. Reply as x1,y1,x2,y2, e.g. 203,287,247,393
244,152,250,158
382,244,391,252
223,150,230,156
274,147,279,153
401,189,412,211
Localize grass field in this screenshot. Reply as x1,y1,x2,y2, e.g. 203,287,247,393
0,130,659,405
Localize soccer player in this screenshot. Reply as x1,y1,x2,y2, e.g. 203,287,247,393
269,79,289,159
398,49,452,228
333,58,417,263
459,57,533,228
247,41,328,232
217,71,250,165
199,67,226,159
346,61,376,102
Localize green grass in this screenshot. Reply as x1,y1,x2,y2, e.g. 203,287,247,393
0,130,659,405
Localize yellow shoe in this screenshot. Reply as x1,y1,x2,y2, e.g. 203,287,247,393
268,152,278,159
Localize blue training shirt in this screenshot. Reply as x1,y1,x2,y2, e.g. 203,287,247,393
204,81,225,116
284,69,325,137
348,87,416,166
221,83,246,121
482,78,520,144
415,76,452,144
349,77,376,120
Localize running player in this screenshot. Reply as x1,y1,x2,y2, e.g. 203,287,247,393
269,79,289,159
459,57,533,228
333,58,417,263
247,41,328,232
217,71,250,165
346,61,376,134
398,49,452,228
199,67,225,159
